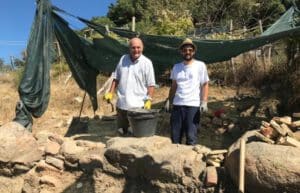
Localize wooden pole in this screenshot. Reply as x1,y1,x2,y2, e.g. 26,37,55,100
79,92,87,118
132,16,136,32
229,20,238,95
258,20,266,74
258,20,263,34
239,138,246,193
10,56,15,69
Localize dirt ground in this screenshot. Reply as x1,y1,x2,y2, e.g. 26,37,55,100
0,72,258,146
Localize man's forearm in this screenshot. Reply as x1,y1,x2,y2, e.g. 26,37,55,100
147,86,155,98
201,82,209,101
109,79,118,93
168,80,177,102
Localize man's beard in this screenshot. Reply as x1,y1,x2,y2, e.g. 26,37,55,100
182,54,193,61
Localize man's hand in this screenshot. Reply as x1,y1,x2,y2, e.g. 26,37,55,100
104,92,113,102
200,101,208,113
144,100,152,109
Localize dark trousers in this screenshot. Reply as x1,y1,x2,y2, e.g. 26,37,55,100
116,108,129,134
170,105,200,145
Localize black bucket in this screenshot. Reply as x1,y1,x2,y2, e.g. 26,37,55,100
127,108,160,137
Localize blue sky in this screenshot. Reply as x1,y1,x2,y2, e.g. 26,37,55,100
0,0,116,64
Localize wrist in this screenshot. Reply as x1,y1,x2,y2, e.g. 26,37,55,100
144,95,152,101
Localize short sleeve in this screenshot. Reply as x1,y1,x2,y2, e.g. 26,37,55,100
113,55,124,80
170,65,175,80
200,63,209,85
146,61,156,86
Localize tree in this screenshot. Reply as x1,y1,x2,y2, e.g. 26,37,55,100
150,9,194,36
106,0,287,35
0,58,4,68
281,0,300,9
107,0,147,26
90,16,115,27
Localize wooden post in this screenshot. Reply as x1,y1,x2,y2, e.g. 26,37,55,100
239,138,246,193
79,92,87,118
10,56,15,69
132,16,136,32
229,20,238,95
242,26,247,62
268,46,272,69
258,20,263,34
55,41,62,80
259,20,266,74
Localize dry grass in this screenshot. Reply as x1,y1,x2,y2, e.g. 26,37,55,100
0,71,243,135
0,72,19,125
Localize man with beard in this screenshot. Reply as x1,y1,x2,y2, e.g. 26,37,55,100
166,38,209,145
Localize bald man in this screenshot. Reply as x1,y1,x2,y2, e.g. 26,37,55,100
104,37,156,135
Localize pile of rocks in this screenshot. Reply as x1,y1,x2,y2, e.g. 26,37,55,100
257,112,300,147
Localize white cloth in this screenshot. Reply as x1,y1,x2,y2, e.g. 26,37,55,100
113,54,156,110
170,60,209,107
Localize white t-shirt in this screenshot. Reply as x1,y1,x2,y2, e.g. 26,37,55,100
113,54,156,110
170,60,209,107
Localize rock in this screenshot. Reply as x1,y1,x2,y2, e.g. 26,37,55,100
45,156,64,170
60,139,85,163
13,164,31,175
215,127,227,135
48,134,64,145
79,149,105,173
205,166,218,187
0,176,23,193
76,140,105,149
212,117,223,126
64,159,79,169
192,145,211,154
240,105,255,117
22,171,40,193
35,160,61,173
45,141,61,155
40,175,60,187
294,131,300,141
105,136,206,190
34,131,64,146
0,167,13,176
76,182,83,189
0,122,43,172
226,131,300,193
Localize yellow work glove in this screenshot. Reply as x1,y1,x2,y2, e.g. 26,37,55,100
144,100,152,109
104,92,113,102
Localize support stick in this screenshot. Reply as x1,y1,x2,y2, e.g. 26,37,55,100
79,92,86,118
239,138,246,193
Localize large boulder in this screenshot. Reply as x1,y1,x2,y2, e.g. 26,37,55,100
226,131,300,193
0,122,43,175
105,136,208,192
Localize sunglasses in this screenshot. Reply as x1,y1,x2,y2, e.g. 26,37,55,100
182,48,194,53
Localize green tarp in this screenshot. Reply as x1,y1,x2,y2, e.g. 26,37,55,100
13,0,54,129
14,0,300,129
